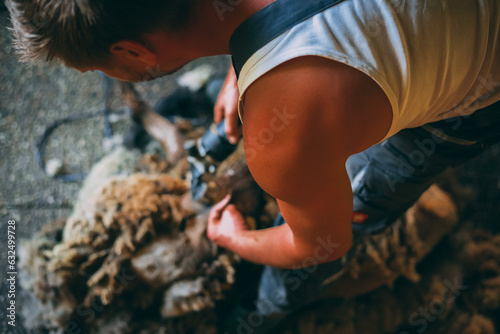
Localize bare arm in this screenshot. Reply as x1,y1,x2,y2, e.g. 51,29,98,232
208,56,393,268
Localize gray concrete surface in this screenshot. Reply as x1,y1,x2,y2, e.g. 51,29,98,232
0,8,229,333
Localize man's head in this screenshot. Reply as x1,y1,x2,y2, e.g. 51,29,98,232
6,0,198,81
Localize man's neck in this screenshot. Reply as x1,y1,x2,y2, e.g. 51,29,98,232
146,0,275,71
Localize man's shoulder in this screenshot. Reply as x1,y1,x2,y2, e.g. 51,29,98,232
242,56,393,155
239,56,392,200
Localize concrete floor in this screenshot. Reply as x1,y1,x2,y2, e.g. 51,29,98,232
0,8,229,333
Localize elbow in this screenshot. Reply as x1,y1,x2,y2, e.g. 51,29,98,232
290,234,352,269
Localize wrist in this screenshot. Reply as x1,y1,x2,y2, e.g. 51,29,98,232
222,228,247,251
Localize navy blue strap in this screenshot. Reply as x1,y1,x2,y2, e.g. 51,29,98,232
229,0,349,78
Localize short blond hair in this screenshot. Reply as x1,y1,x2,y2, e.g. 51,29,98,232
6,0,195,68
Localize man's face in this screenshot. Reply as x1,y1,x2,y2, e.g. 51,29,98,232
76,60,187,83
75,40,193,82
72,28,203,82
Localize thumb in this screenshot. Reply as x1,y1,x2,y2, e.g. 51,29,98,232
209,195,231,220
223,204,242,218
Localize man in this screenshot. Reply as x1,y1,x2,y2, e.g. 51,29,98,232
7,0,500,332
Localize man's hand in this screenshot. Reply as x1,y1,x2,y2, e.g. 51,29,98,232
214,66,240,144
207,195,248,249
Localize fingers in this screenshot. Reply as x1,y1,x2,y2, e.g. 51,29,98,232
223,204,242,218
214,194,231,210
214,101,223,124
213,89,241,144
209,194,231,221
224,107,241,144
214,66,236,124
213,66,241,143
214,96,241,143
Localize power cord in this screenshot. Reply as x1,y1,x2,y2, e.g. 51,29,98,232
35,72,114,182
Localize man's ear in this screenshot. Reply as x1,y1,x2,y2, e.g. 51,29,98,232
110,40,157,66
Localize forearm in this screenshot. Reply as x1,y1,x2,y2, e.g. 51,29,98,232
226,220,350,269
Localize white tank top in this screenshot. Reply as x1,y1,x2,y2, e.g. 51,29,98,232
237,0,500,140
